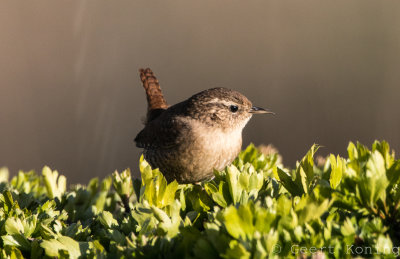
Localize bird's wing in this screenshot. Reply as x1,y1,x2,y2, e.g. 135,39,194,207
134,116,188,149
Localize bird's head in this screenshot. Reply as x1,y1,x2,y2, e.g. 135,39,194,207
186,87,273,130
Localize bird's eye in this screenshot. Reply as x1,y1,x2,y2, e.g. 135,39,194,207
229,105,239,113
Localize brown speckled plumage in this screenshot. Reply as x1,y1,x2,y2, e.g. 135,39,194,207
135,68,272,183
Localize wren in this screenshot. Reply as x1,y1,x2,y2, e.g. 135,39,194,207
135,68,273,183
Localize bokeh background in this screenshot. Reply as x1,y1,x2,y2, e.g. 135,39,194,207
1,1,399,183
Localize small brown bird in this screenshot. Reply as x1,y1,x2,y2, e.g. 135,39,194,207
135,68,273,183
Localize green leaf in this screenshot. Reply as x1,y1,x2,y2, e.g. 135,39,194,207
5,218,24,235
0,167,9,182
340,217,356,236
297,198,330,224
3,190,15,213
159,180,179,207
139,157,179,208
2,246,24,259
151,200,182,238
222,240,251,259
372,140,394,168
98,211,118,229
42,166,66,199
358,151,389,207
275,167,304,196
204,182,227,207
387,160,400,187
375,235,393,255
222,203,256,241
113,169,132,196
299,144,319,179
41,236,85,258
329,154,344,189
2,235,31,251
226,165,242,204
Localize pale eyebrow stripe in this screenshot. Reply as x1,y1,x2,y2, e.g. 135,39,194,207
207,98,234,107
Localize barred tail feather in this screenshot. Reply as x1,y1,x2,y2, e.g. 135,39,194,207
139,68,168,122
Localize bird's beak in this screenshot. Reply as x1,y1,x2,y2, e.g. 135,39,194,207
249,106,275,114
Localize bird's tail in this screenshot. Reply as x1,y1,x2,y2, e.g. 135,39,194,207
139,68,168,122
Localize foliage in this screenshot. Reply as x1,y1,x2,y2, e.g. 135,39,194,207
0,141,400,258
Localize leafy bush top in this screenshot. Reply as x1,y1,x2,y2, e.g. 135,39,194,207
0,141,400,258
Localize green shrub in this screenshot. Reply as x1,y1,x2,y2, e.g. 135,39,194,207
0,141,399,258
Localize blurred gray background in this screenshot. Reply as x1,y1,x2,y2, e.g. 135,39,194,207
1,1,399,183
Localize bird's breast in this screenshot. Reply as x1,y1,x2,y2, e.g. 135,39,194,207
185,119,243,172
